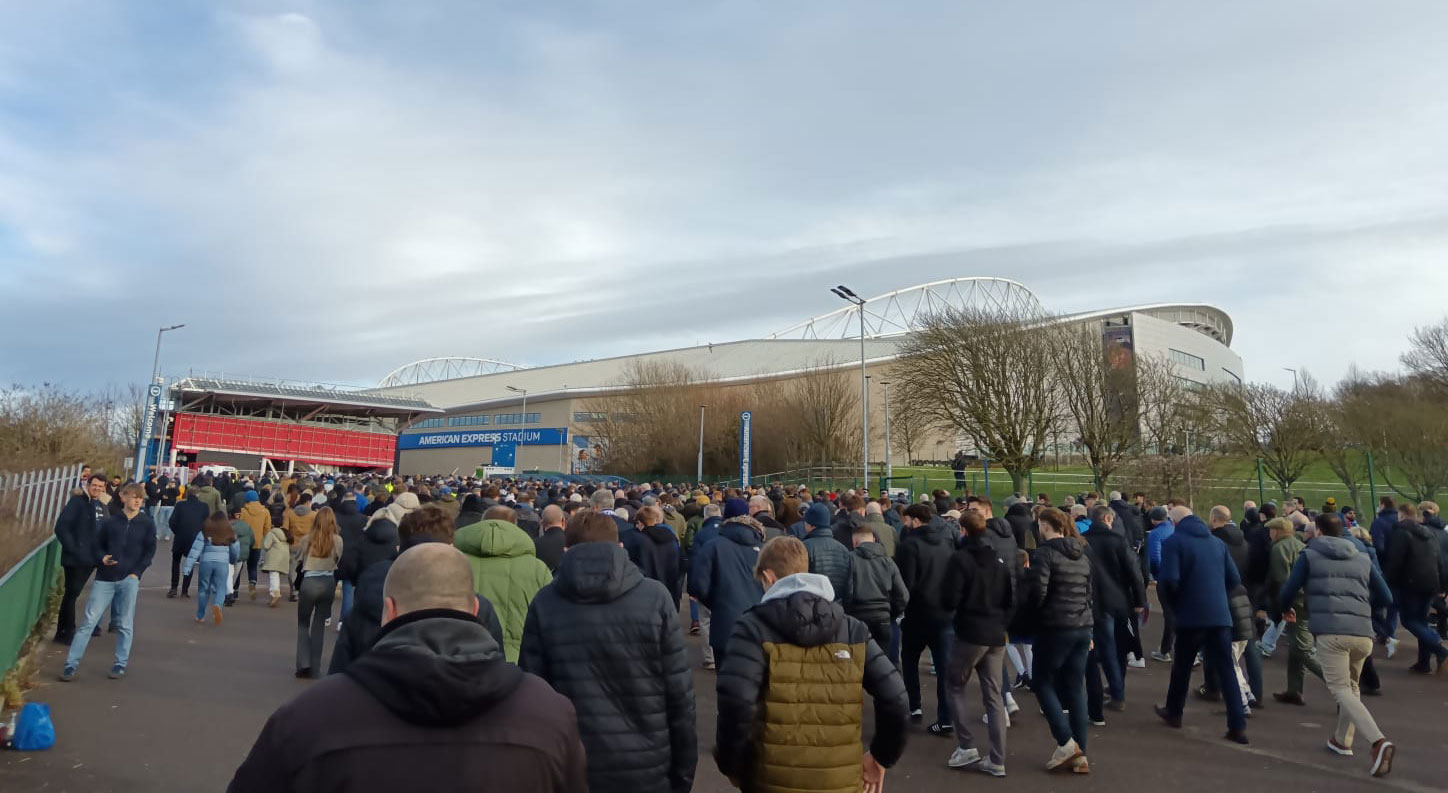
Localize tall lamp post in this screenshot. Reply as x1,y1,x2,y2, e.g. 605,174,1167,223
880,380,892,483
1283,367,1299,392
505,385,528,470
134,323,185,479
696,404,709,484
830,285,869,492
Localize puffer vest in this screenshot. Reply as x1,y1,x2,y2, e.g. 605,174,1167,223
753,639,866,793
1302,543,1373,638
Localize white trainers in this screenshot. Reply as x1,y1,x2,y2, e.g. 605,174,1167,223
981,712,1012,728
1047,739,1083,771
978,760,1006,777
1005,695,1021,715
948,747,981,768
1385,637,1400,659
1128,655,1147,669
1150,650,1172,663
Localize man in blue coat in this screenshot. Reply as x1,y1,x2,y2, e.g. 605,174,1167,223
688,505,764,667
1368,496,1401,650
1155,506,1247,744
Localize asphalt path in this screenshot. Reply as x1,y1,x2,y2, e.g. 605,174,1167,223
5,577,1448,792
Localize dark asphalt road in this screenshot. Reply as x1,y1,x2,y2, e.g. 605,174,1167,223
5,579,1448,792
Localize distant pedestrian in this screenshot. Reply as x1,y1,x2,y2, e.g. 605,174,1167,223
181,513,240,625
260,520,290,607
295,506,343,678
1027,507,1095,774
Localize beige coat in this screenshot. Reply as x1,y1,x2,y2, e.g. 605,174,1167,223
261,527,290,573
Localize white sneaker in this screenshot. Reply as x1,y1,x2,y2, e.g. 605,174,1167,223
1128,656,1147,669
1047,739,1083,771
1150,650,1172,663
978,761,1006,777
1005,696,1021,715
1385,637,1400,659
948,747,981,768
982,712,1012,728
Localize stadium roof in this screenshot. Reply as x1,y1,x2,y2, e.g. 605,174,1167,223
173,376,442,417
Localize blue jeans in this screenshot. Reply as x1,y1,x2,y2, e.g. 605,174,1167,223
1085,615,1124,719
340,579,355,620
1399,591,1448,667
196,560,229,620
902,617,953,725
65,577,139,671
1034,627,1092,750
152,506,174,539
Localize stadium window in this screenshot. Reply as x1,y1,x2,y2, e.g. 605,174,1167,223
1221,368,1242,385
448,415,490,427
1169,348,1206,371
1173,375,1203,390
573,412,608,423
415,418,445,429
525,412,541,424
496,413,525,425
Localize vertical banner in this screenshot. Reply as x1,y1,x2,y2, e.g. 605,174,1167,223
133,383,162,479
1102,323,1139,429
739,411,753,486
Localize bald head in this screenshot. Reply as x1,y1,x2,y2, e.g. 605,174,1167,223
748,495,773,517
383,544,479,623
1209,505,1232,527
541,504,565,529
1169,505,1194,524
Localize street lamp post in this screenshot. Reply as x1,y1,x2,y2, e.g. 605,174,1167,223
880,380,892,484
831,285,869,492
505,385,527,471
134,324,185,479
1283,367,1299,392
696,404,709,484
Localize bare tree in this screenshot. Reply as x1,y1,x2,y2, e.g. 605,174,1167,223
1307,382,1372,509
780,359,862,471
1051,322,1140,493
888,384,939,465
892,306,1059,493
1126,353,1213,503
1401,317,1448,389
1203,380,1321,497
1338,372,1448,500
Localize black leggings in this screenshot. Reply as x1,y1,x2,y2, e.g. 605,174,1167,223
170,546,194,593
57,564,94,639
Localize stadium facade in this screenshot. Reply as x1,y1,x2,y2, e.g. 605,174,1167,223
369,278,1244,476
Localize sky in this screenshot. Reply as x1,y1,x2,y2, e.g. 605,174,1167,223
2,1,1446,392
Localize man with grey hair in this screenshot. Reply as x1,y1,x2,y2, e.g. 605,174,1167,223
229,544,587,792
748,495,788,540
594,489,643,565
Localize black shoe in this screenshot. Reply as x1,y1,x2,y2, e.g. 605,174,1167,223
927,723,954,736
107,624,118,634
1154,705,1181,728
289,594,298,603
92,626,102,637
1224,729,1249,745
1012,673,1030,690
1362,687,1382,697
223,596,237,607
1408,663,1431,675
1273,691,1306,706
295,668,313,679
166,589,177,599
181,591,190,599
1196,685,1220,702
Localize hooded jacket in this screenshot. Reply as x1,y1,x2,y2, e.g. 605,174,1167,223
1109,498,1144,550
337,513,399,585
715,574,908,792
942,536,1014,646
638,522,683,604
239,501,273,550
1029,536,1093,630
687,520,764,656
284,503,317,543
1281,535,1392,639
453,519,554,662
230,610,587,793
1384,519,1446,596
1212,522,1255,639
520,543,696,793
1369,508,1399,557
803,526,854,605
981,517,1023,583
1083,520,1146,617
896,517,955,624
844,541,909,625
169,493,210,555
192,485,224,518
1267,531,1307,621
1004,502,1038,551
1158,515,1239,629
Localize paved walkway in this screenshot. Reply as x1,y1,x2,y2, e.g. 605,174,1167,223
5,578,1448,792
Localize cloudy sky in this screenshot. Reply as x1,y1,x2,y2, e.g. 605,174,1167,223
3,1,1446,392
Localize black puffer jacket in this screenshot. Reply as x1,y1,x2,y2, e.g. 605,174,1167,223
942,537,1015,646
844,542,909,625
1029,536,1094,630
1109,499,1143,550
338,515,397,585
1083,522,1145,617
982,517,1023,582
333,499,367,574
803,526,855,605
519,542,696,793
168,494,209,554
896,517,956,623
1385,520,1446,596
637,524,683,605
715,583,908,784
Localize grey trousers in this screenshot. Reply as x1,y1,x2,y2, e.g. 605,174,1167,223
296,574,335,675
945,638,1007,765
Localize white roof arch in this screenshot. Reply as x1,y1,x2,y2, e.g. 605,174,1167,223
769,276,1043,340
378,357,529,388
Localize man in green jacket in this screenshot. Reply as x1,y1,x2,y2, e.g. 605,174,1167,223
453,509,553,663
1266,517,1323,705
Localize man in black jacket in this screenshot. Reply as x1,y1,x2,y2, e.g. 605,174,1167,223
845,524,909,662
61,484,156,681
334,496,368,622
802,502,854,604
232,543,587,793
167,489,208,597
636,505,683,605
897,503,956,731
53,474,109,644
1383,502,1448,673
520,510,696,793
533,504,566,572
940,510,1013,775
1082,506,1146,721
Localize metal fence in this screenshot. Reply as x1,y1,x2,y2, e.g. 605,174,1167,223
2,463,85,536
1,464,80,678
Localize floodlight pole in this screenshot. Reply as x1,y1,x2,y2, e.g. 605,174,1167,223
881,380,892,482
696,404,709,484
832,285,869,493
135,324,185,479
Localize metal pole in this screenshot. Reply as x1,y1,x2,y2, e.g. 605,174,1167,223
882,381,892,482
859,302,869,494
1366,450,1377,509
135,324,183,479
1256,457,1266,505
697,405,708,484
1185,429,1194,509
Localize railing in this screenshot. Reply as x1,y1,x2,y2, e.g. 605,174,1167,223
1,463,81,676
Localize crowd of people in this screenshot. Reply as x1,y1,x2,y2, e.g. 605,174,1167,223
49,463,1448,790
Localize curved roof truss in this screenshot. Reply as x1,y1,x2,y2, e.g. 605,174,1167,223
770,277,1043,340
378,357,528,387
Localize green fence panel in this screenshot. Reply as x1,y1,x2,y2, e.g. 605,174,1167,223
0,537,60,675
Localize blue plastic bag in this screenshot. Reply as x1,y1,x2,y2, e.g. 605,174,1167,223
13,702,56,751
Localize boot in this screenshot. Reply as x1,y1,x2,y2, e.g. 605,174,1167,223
268,594,281,608
249,582,257,600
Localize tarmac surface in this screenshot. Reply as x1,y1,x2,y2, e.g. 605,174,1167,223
5,573,1448,792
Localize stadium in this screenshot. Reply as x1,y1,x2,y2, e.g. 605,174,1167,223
150,277,1243,477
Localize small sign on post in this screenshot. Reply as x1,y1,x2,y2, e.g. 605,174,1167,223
739,411,753,487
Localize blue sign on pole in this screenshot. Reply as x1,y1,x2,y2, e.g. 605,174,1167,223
739,411,752,486
492,442,517,467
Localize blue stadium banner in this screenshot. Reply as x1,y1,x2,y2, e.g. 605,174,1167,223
398,428,568,450
739,411,752,486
